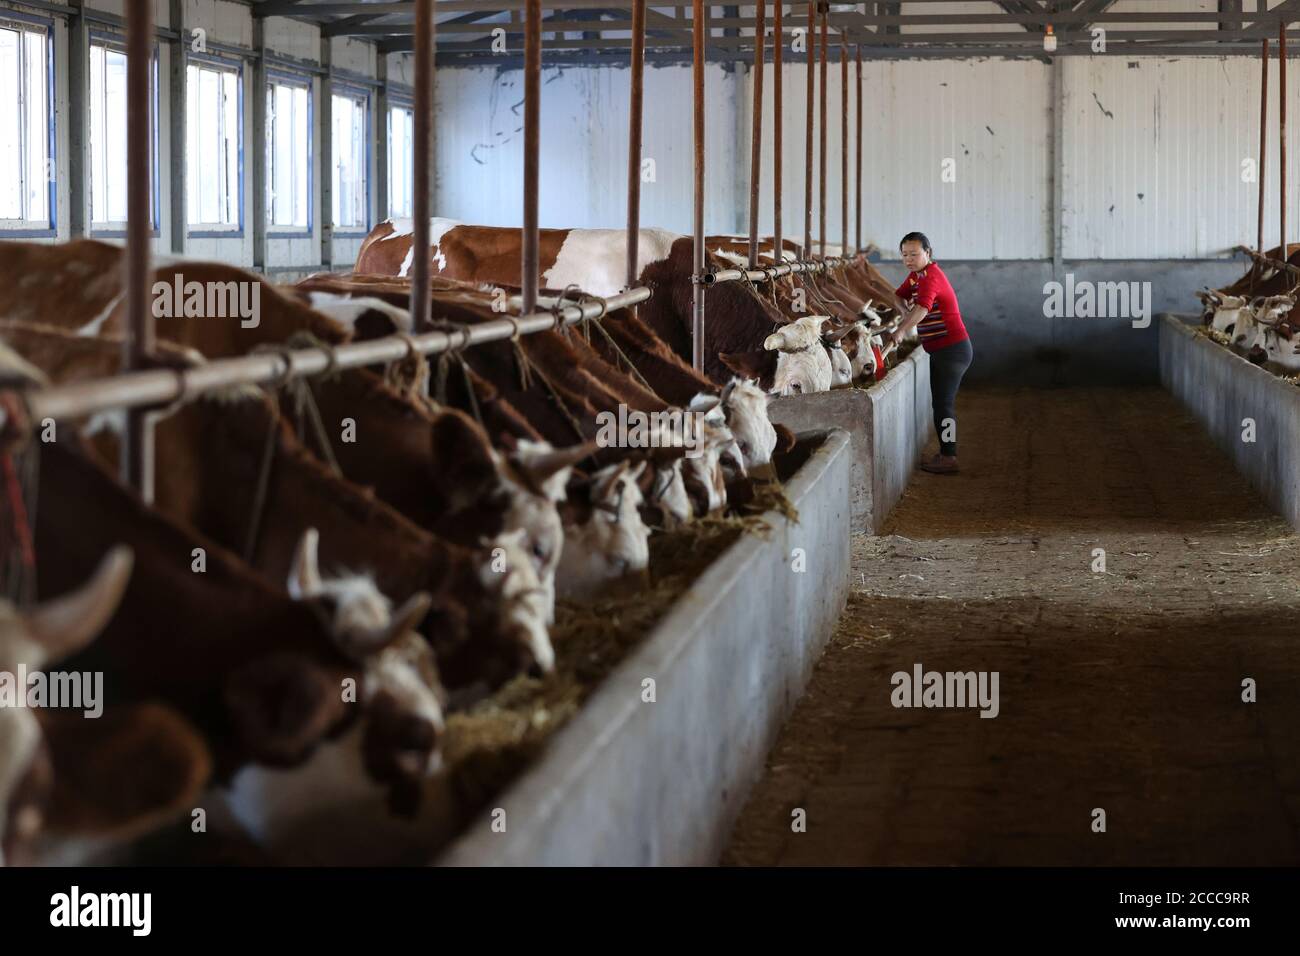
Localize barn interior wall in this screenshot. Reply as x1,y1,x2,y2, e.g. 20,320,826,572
0,0,384,278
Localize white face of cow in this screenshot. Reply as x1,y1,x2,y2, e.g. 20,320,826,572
1206,293,1249,335
286,530,444,767
765,316,836,397
493,440,575,627
480,527,555,676
0,547,133,866
557,461,651,600
828,344,853,387
1252,323,1300,372
646,460,693,529
717,380,778,470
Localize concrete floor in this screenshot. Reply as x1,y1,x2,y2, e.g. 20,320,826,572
723,387,1300,866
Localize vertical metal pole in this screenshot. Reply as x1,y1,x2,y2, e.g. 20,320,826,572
122,0,154,500
856,43,863,255
1259,37,1270,257
818,3,827,257
840,38,847,258
523,0,541,314
627,0,646,289
748,2,766,269
410,0,434,333
803,0,815,258
773,2,783,262
1281,22,1288,260
692,0,706,373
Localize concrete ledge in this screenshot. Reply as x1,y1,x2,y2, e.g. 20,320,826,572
1160,313,1300,529
767,346,931,533
435,429,853,866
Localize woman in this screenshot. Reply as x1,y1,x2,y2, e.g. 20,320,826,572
888,232,973,475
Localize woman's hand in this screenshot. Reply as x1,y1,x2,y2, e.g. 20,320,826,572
888,328,904,348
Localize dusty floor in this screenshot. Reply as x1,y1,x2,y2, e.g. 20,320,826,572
723,387,1300,866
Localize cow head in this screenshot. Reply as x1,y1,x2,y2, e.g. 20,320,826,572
1,547,133,865
764,316,835,396
1251,320,1300,372
821,323,857,387
557,460,651,599
1206,292,1249,336
285,529,444,782
712,378,778,471
639,458,693,529
478,526,555,680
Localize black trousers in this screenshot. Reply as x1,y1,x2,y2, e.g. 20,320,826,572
927,337,973,457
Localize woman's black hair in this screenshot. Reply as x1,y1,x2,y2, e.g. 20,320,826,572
899,231,932,255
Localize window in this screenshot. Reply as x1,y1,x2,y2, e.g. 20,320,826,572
89,39,157,230
266,76,310,230
0,19,51,229
387,103,413,219
186,58,241,231
332,90,367,231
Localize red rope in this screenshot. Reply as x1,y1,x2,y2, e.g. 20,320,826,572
1,453,35,571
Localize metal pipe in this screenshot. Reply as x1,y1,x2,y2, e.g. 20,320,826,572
523,0,542,314
410,0,433,334
0,289,653,429
818,3,828,257
703,254,852,285
773,1,783,263
1281,21,1288,261
840,38,847,258
122,0,154,501
1259,37,1269,257
626,0,646,289
692,0,706,373
803,0,814,258
747,1,766,269
856,43,863,255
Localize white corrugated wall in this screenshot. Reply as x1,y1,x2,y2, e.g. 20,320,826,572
431,48,1297,262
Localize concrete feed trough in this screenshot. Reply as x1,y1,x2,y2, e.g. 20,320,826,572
435,429,852,866
1160,313,1300,530
768,345,932,533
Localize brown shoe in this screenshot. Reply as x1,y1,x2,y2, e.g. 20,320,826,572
920,455,959,475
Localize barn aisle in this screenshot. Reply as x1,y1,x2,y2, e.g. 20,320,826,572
724,388,1300,866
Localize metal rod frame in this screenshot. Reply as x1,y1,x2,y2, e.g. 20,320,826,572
627,0,646,289
691,0,705,374
747,1,765,270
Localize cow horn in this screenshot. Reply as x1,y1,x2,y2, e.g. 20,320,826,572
823,323,856,343
23,545,133,664
719,379,737,406
288,528,324,600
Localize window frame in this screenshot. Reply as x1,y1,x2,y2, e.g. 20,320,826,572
86,30,161,239
265,67,313,238
330,81,370,238
0,11,56,237
386,94,414,221
185,50,244,239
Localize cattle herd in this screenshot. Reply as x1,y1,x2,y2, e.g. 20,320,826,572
1197,243,1300,375
0,221,909,865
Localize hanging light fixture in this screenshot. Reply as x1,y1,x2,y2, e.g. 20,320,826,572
1044,24,1058,53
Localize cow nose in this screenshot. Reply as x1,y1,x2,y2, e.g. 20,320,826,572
526,659,545,680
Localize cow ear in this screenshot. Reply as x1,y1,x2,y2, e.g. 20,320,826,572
23,546,133,665
37,702,211,845
225,653,348,768
288,528,323,600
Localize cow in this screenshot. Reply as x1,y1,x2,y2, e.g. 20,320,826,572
356,219,794,386
30,435,463,859
0,547,209,865
556,460,650,598
0,239,347,359
1196,290,1250,336
1232,294,1295,351
763,315,836,396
